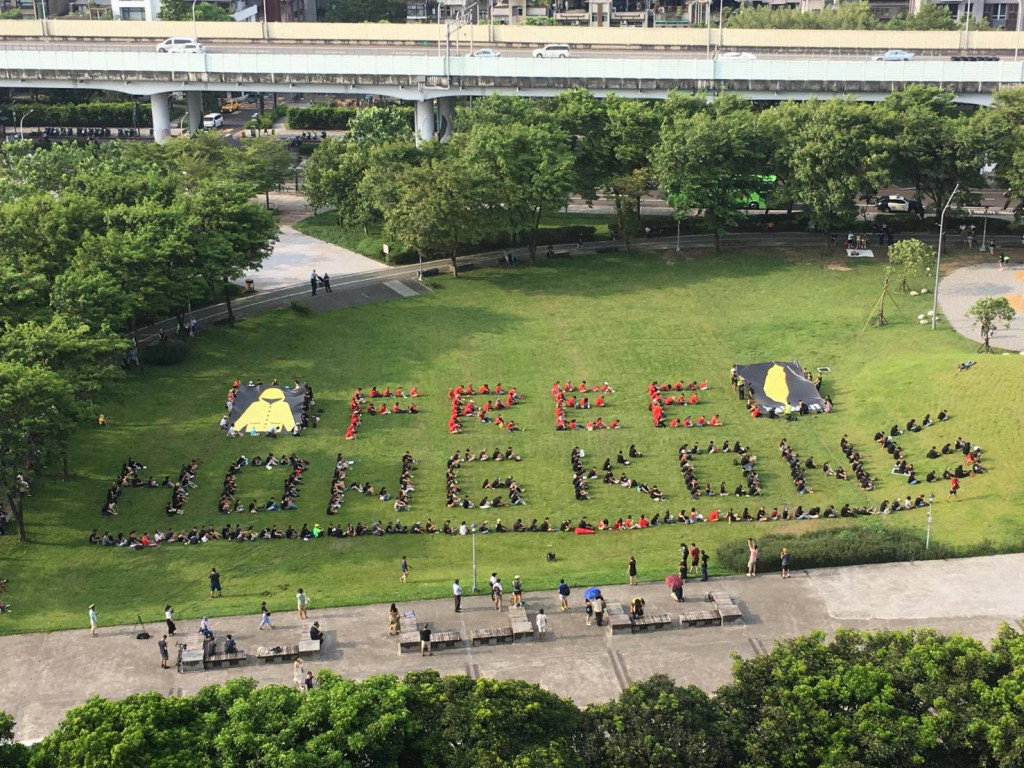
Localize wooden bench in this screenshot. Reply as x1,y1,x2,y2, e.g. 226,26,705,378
205,651,247,668
472,627,514,646
631,612,672,632
399,628,462,653
680,609,721,628
707,591,744,624
256,644,302,663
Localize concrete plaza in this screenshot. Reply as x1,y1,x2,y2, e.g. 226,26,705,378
3,552,1024,743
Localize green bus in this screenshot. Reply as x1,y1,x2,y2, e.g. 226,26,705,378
736,175,778,210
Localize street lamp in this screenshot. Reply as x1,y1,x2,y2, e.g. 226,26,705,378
470,523,478,592
18,109,34,139
981,206,990,253
676,217,681,253
931,182,960,330
925,493,935,550
179,112,188,134
191,0,199,43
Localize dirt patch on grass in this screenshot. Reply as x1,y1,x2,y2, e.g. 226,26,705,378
825,263,852,271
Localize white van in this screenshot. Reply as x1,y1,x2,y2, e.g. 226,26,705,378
533,44,570,59
202,113,224,129
157,37,206,54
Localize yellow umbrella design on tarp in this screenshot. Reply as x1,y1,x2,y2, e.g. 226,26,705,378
231,388,296,432
762,363,792,406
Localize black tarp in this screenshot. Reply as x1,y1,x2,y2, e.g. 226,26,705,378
229,384,307,434
735,361,825,414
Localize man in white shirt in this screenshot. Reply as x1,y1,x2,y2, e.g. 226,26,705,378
453,579,462,613
535,609,547,639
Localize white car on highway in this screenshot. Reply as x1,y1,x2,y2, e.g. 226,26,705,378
533,44,570,59
467,48,501,58
874,49,914,61
156,38,206,54
717,51,757,60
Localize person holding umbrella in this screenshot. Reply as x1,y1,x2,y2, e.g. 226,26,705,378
666,573,684,602
584,587,601,626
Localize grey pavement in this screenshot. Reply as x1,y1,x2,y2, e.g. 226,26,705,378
4,552,1024,743
938,263,1024,352
242,193,383,291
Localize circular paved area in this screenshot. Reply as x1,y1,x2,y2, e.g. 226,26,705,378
938,263,1024,352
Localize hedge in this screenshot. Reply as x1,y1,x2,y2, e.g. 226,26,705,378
716,523,957,573
383,225,599,266
5,102,151,128
287,105,357,130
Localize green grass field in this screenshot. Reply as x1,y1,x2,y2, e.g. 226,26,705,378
2,247,1022,636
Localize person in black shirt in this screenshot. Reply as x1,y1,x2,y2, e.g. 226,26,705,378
310,621,324,647
419,624,432,656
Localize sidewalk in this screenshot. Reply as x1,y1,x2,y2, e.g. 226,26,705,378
4,552,1024,743
938,263,1024,352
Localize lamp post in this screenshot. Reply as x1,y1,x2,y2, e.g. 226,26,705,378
676,217,681,253
191,0,199,43
18,109,34,139
981,206,989,253
470,523,478,592
925,493,935,550
178,112,188,135
931,182,959,330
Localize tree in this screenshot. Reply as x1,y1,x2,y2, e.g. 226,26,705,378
158,0,232,20
455,94,555,134
888,2,957,30
0,712,28,768
607,169,648,246
967,296,1016,352
0,360,75,542
787,100,892,239
585,675,735,768
383,153,489,275
605,96,664,176
887,238,935,292
554,89,614,203
302,138,371,226
323,0,405,22
653,105,763,250
346,106,413,144
237,136,294,209
459,122,575,262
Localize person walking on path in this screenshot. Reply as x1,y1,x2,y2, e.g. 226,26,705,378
947,476,960,502
164,605,176,636
400,556,410,583
557,579,570,611
158,635,169,669
511,575,523,607
321,273,332,293
208,567,222,598
453,579,462,613
420,624,432,656
536,609,547,640
88,604,98,637
293,657,304,691
296,588,309,619
628,556,637,586
780,548,792,579
492,578,504,611
259,603,274,630
747,539,759,577
310,270,319,297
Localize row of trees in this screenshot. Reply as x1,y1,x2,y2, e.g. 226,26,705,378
9,625,1024,767
303,86,1024,262
0,134,290,542
726,1,990,30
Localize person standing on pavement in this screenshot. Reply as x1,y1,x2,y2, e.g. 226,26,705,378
700,551,710,582
164,604,176,636
420,624,432,656
689,543,700,575
158,635,169,669
747,538,759,577
400,556,410,583
208,567,222,598
536,609,547,640
296,588,309,620
89,604,98,637
628,555,637,586
293,657,304,691
492,578,504,611
593,594,605,627
557,578,570,611
780,548,792,579
321,273,332,293
310,270,319,297
511,575,523,607
453,579,462,613
259,603,274,630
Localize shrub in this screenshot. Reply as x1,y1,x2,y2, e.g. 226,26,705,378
715,522,957,573
6,102,151,128
287,105,357,130
290,300,312,315
141,338,189,366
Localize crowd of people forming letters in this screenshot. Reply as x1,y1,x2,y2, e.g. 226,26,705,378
345,386,420,441
221,379,317,437
448,383,523,435
552,380,621,431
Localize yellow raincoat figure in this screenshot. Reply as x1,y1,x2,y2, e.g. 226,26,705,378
231,388,296,433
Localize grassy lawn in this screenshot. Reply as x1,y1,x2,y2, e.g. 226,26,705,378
1,247,1021,636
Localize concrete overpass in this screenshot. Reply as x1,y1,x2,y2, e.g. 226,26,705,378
2,21,1023,141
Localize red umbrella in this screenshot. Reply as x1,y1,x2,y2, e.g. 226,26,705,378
665,574,682,589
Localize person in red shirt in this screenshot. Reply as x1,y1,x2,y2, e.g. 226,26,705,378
682,416,692,427
409,403,418,414
586,421,595,431
595,395,605,407
947,476,960,501
594,417,605,429
696,415,707,426
568,419,577,430
551,382,561,397
638,515,649,528
391,402,402,414
609,419,620,429
688,393,699,405
710,414,722,426
652,405,664,426
409,386,420,397
669,418,680,428
566,395,576,408
506,393,515,407
494,416,505,430
345,424,357,440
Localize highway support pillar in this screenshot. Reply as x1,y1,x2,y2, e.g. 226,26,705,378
437,96,455,144
415,99,435,145
150,93,172,144
186,92,203,135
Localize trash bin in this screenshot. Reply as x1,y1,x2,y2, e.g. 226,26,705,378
244,279,255,293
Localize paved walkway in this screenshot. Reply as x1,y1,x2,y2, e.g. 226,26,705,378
4,552,1024,743
938,263,1024,352
243,194,383,290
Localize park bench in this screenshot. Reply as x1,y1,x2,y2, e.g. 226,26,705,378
507,606,535,641
256,644,302,663
707,591,745,624
605,603,634,635
680,609,721,628
205,651,247,669
631,612,673,632
298,639,322,657
399,627,462,653
471,626,514,646
431,630,463,649
179,647,206,672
